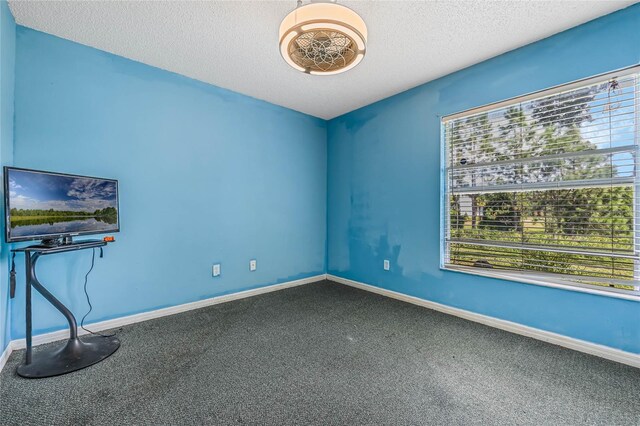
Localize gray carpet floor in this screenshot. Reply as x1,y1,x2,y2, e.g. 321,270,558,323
1,280,639,425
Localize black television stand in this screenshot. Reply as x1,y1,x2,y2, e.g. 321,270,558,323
12,239,120,378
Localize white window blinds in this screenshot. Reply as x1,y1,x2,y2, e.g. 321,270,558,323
442,68,640,296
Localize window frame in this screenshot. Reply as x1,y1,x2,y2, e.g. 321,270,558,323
440,65,640,301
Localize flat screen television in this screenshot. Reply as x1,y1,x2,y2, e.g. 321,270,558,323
4,167,119,243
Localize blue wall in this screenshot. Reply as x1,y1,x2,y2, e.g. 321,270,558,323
10,27,327,339
0,0,15,354
327,4,640,353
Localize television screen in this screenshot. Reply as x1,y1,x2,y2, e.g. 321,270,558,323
4,167,119,242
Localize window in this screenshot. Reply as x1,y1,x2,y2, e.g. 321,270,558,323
442,68,640,297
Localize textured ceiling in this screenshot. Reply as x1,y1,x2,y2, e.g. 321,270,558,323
9,1,637,119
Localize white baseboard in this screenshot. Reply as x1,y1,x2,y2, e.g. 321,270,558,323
8,274,326,352
327,274,640,369
0,342,12,375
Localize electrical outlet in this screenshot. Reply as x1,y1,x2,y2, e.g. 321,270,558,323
250,259,257,271
383,259,390,271
212,263,221,277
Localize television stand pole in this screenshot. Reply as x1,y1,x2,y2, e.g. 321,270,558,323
12,240,120,378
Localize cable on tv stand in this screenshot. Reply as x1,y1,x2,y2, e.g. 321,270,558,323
37,235,78,248
11,238,120,379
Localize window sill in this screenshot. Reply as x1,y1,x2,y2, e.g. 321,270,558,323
442,265,640,302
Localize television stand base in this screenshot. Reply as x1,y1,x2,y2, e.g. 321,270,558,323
17,335,120,379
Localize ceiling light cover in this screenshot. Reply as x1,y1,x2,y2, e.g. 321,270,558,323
279,2,367,75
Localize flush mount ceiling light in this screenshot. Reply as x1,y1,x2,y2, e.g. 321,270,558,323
279,0,367,75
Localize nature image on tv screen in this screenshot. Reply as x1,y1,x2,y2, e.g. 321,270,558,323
7,169,118,240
